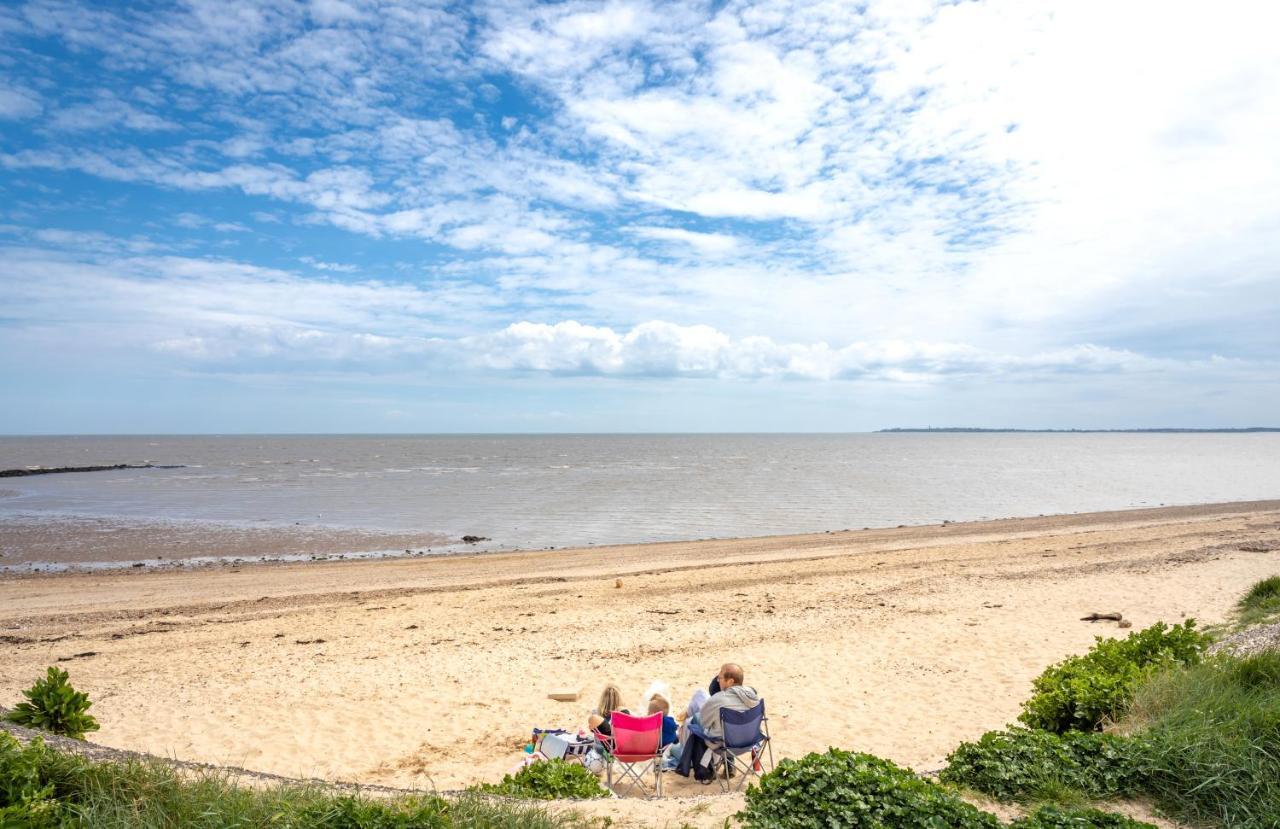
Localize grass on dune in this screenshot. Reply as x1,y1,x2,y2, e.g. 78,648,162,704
1,732,591,829
1122,650,1280,829
1236,575,1280,627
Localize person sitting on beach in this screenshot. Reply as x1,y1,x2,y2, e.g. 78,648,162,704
648,694,679,748
699,663,759,740
677,686,710,744
675,663,760,780
587,684,627,737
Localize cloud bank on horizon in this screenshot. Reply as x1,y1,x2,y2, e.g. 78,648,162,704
1,0,1277,432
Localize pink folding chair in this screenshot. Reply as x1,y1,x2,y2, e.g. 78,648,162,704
603,710,664,796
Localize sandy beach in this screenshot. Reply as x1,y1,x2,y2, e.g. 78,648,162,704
3,500,1280,827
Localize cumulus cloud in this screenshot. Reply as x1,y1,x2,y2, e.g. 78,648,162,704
472,320,1172,381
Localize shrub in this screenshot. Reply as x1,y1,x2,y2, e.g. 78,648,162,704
738,748,1000,829
1237,576,1280,625
1019,621,1209,732
0,733,84,829
1126,651,1280,829
475,760,608,800
941,728,1142,802
4,667,100,739
1009,805,1157,829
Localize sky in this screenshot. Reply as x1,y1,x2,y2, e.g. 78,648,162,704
1,0,1278,434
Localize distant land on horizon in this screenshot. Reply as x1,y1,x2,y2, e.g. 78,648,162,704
878,427,1280,433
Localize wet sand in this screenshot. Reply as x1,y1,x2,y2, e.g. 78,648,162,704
2,500,1279,827
0,515,455,571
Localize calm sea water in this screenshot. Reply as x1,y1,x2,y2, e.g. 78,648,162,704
2,434,1279,550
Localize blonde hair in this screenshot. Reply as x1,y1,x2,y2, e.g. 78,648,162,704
597,684,624,715
648,694,670,715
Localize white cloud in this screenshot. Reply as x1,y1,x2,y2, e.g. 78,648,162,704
630,226,740,255
472,320,1186,381
0,84,42,119
299,256,359,273
174,213,250,233
48,91,181,131
3,241,1241,385
2,0,1278,397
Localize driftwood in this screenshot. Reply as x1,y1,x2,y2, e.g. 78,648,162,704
1080,612,1124,622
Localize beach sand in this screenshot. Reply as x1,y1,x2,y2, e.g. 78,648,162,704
3,500,1280,827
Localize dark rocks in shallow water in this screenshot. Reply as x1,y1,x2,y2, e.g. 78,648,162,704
0,463,183,478
461,535,490,544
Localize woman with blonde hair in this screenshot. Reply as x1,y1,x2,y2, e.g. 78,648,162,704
587,683,627,736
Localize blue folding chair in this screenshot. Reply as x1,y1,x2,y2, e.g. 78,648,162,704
691,700,773,791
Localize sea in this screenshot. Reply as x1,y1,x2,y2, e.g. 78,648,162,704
3,433,1280,554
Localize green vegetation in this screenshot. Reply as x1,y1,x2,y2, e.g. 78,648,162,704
1007,805,1156,829
946,592,1280,829
1236,575,1280,626
4,667,100,740
941,728,1141,802
1126,651,1280,829
0,733,588,829
737,748,1000,829
1018,621,1209,732
474,760,608,801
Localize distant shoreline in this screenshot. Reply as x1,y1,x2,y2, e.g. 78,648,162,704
879,427,1280,433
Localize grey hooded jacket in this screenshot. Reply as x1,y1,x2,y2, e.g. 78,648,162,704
698,684,760,739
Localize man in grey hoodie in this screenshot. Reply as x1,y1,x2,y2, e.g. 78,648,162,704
674,662,762,780
699,663,760,740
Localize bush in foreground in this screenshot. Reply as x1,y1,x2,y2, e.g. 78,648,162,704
0,732,587,829
1019,621,1209,733
738,748,1000,829
4,667,100,740
941,728,1142,802
1009,805,1156,829
1126,651,1280,829
474,760,608,800
1237,575,1280,626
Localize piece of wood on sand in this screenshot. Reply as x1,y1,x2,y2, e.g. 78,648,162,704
1080,611,1124,622
548,689,580,702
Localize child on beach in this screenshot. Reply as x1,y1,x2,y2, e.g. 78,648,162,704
587,684,627,736
648,694,679,748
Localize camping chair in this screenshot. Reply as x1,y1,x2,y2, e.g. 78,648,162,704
603,710,664,796
696,700,773,792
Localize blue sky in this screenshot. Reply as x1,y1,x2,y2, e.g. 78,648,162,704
1,0,1278,433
